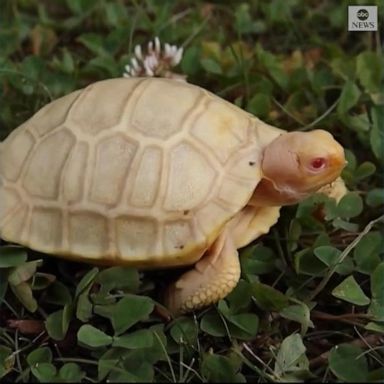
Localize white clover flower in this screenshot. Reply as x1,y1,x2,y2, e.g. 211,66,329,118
123,36,185,80
134,44,143,60
163,43,184,66
154,37,161,54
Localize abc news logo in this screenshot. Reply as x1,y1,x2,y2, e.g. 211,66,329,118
348,6,378,31
357,9,369,20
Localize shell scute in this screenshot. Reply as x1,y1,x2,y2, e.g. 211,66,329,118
131,79,201,139
29,207,63,253
23,129,75,199
164,141,217,212
115,215,158,258
90,134,138,206
191,99,251,163
68,211,109,258
0,129,35,182
1,205,28,244
69,78,143,136
29,90,82,137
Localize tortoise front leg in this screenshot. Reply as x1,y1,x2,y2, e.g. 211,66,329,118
164,227,240,315
229,205,281,249
316,176,347,203
164,206,280,315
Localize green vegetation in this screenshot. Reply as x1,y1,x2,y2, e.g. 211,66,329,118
1,0,383,382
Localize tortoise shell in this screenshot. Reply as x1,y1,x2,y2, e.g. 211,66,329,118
0,78,282,267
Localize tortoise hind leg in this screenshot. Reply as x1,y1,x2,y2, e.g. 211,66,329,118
164,227,240,315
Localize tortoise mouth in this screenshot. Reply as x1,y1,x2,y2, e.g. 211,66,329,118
276,171,343,198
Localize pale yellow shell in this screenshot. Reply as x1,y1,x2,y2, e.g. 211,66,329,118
0,78,282,267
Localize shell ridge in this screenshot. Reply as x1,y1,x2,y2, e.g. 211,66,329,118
127,145,163,209
89,133,139,207
0,127,39,184
60,88,84,131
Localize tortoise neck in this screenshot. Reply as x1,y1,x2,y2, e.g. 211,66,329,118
249,178,308,207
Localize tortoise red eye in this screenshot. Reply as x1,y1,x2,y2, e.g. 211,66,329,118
311,157,326,169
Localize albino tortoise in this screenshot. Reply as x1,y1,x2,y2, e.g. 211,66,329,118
0,78,346,314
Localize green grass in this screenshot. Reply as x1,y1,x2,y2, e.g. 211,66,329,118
1,0,384,382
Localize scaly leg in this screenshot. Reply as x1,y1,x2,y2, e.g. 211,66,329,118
164,205,281,315
164,227,240,315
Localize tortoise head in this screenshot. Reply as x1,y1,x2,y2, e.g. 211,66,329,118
256,130,346,205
